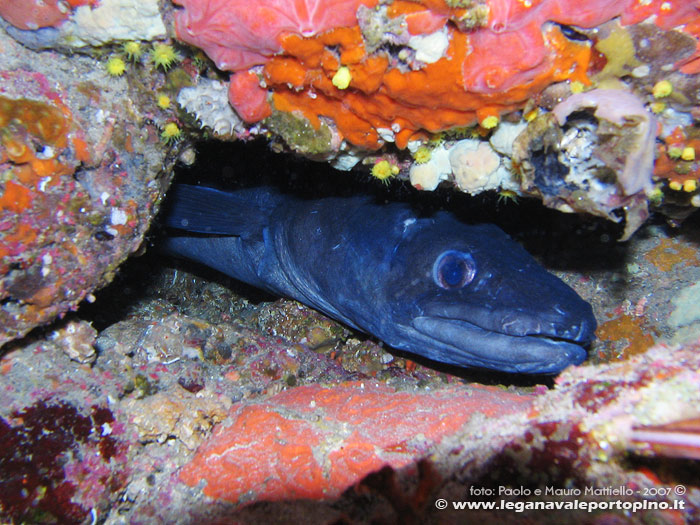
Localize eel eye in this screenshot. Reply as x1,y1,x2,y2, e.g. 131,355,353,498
433,250,476,290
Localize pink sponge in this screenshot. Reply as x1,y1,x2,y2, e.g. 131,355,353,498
228,70,272,122
174,0,376,71
0,0,94,30
487,0,699,33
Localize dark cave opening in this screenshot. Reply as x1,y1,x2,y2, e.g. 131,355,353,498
75,139,630,387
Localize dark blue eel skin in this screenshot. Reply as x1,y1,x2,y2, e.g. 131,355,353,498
162,184,597,374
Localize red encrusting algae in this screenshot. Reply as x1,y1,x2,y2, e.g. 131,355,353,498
179,380,533,504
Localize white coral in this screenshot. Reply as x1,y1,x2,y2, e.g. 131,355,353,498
408,28,449,64
409,146,451,191
449,140,516,194
489,120,528,157
177,79,244,137
62,0,166,46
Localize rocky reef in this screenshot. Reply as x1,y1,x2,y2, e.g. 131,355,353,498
171,0,700,238
1,0,700,523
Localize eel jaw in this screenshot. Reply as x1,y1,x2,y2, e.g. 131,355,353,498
411,316,588,374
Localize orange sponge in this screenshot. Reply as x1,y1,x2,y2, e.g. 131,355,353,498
266,24,591,149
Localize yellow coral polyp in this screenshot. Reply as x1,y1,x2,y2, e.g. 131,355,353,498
151,43,181,71
683,179,697,192
524,108,539,121
157,94,171,110
123,41,143,61
649,101,666,114
480,115,499,129
648,186,664,205
681,146,696,161
413,147,431,164
669,180,683,191
668,146,682,159
106,57,126,77
652,79,673,99
161,122,182,143
332,66,352,90
570,80,584,94
497,189,519,204
372,160,398,181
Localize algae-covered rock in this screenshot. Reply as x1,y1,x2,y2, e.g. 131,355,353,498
0,21,179,346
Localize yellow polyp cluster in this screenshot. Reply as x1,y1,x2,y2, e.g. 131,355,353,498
160,122,182,143
106,56,126,77
123,41,143,61
497,189,519,204
480,115,500,129
667,179,697,192
649,101,666,114
654,128,700,193
524,108,539,122
570,81,585,94
371,159,398,181
652,79,673,99
668,146,682,159
151,44,181,71
332,67,352,90
157,94,171,110
413,147,431,164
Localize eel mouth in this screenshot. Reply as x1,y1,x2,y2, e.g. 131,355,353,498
411,316,588,374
